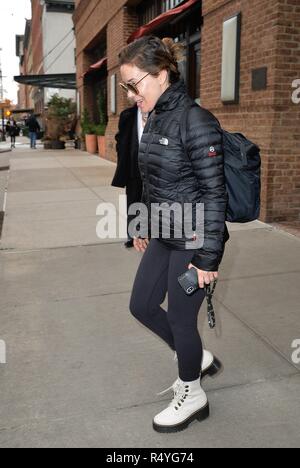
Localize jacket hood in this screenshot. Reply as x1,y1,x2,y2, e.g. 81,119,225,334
154,79,187,113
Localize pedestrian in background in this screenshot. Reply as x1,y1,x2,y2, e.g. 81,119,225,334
9,119,18,149
26,114,41,149
112,105,148,249
5,121,11,139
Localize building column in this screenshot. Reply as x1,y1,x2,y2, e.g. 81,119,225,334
105,6,139,162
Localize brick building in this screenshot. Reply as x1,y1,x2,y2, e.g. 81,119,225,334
16,20,35,111
28,0,45,113
15,0,76,115
74,0,300,224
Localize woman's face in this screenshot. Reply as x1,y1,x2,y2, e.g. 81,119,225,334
120,64,169,113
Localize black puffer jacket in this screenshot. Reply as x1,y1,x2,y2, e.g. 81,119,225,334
112,105,141,188
138,79,230,272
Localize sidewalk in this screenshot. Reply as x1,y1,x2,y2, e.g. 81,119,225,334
0,145,299,448
0,139,11,154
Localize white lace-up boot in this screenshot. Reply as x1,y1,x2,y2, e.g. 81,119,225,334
153,378,209,433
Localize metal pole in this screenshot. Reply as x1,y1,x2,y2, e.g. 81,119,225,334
0,48,6,142
1,109,5,142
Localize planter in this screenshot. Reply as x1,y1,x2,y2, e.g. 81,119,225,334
85,134,97,154
97,136,106,158
80,139,87,151
43,141,52,150
43,140,65,150
51,140,66,150
76,138,86,151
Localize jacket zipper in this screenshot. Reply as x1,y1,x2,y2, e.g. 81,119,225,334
144,111,156,224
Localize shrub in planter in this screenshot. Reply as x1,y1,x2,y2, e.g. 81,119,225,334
84,124,98,154
44,94,76,150
81,109,97,154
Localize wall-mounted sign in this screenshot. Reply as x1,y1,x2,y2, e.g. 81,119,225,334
252,67,268,91
110,74,116,114
221,13,241,104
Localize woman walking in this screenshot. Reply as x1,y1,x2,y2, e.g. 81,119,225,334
119,36,230,433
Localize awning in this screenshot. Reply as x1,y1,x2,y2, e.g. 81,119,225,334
83,57,108,78
11,108,34,114
128,0,199,43
14,73,76,90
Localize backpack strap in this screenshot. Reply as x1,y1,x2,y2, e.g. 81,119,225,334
180,102,196,152
180,102,222,158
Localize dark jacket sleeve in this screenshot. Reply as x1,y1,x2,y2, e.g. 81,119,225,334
186,106,228,272
111,109,130,188
115,112,124,155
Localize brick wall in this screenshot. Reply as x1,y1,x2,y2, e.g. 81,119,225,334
74,0,138,162
269,0,300,222
201,0,300,223
17,63,28,109
106,7,139,162
31,0,44,74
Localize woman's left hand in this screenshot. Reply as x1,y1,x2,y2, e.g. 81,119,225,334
188,264,218,289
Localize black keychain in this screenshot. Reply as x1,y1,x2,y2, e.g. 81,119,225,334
178,269,218,329
204,280,218,329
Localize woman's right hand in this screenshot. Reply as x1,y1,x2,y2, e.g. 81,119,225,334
133,237,149,253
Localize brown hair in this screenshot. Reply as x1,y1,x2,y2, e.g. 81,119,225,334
119,36,184,84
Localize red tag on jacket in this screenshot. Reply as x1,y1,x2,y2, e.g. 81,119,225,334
208,146,217,157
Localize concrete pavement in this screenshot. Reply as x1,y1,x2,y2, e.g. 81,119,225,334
0,143,299,448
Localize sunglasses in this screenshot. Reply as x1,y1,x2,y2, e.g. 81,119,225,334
119,73,150,95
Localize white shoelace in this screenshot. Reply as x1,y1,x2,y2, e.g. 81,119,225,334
168,381,189,410
157,378,181,397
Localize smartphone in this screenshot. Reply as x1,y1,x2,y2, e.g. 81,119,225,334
178,268,200,296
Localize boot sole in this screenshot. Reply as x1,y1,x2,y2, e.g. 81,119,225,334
201,357,222,380
153,403,210,434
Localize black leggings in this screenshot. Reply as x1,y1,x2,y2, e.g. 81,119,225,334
130,239,206,382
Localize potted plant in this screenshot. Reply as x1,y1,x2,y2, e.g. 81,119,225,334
96,90,107,157
85,124,98,154
44,95,76,150
81,108,97,154
95,124,106,158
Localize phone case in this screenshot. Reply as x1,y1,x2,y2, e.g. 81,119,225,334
178,268,200,296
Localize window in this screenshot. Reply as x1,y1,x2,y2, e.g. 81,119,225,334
136,0,201,100
137,0,186,26
189,41,201,100
137,0,161,26
162,0,184,13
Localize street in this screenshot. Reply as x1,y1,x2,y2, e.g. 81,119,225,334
0,141,299,448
